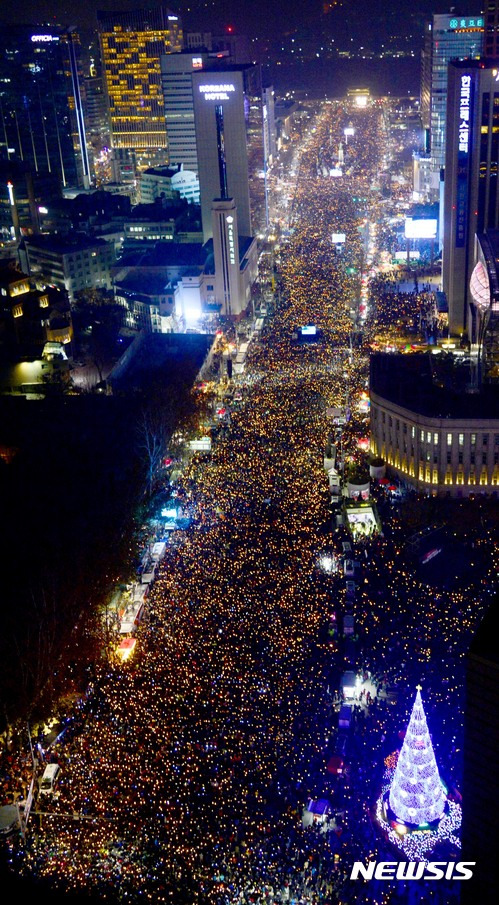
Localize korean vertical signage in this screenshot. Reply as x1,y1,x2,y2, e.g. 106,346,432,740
456,73,473,248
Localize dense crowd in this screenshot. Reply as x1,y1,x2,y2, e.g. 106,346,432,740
0,102,496,905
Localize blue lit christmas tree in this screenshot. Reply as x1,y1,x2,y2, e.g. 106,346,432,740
388,686,447,828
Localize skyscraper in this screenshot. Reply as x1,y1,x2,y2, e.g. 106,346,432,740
442,58,499,335
421,14,484,199
192,67,252,242
0,25,90,189
161,51,208,173
484,0,499,58
97,6,182,163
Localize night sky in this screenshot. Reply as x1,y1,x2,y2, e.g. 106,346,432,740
0,0,484,39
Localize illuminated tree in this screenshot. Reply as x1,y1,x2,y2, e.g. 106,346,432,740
388,686,446,826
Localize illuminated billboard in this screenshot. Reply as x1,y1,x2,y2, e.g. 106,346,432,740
456,73,473,248
300,325,317,336
404,218,437,239
394,251,420,260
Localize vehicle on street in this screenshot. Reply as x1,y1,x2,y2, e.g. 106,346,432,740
39,763,61,797
338,703,353,729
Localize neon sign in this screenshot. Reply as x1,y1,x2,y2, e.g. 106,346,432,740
226,215,236,264
199,83,235,101
31,34,59,42
459,74,471,154
449,17,483,30
456,73,473,248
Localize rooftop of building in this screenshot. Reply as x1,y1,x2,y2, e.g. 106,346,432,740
116,235,252,273
0,266,29,290
23,233,109,253
449,56,499,70
109,332,215,394
128,200,192,222
115,271,171,296
370,352,499,420
142,165,183,178
116,242,207,270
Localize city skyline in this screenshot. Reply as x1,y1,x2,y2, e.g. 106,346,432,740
0,0,485,39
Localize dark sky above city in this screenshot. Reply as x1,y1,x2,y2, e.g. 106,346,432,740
0,0,484,38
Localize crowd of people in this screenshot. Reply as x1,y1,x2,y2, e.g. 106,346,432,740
0,102,496,905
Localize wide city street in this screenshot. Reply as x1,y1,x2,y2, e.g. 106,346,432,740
1,100,496,905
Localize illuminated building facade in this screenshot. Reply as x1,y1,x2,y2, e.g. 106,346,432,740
369,354,499,497
0,266,73,349
0,25,89,189
192,67,252,242
443,60,499,336
485,0,499,58
421,14,483,199
212,198,244,317
469,230,499,382
97,6,182,161
263,86,277,162
161,51,208,173
139,164,199,204
20,233,115,301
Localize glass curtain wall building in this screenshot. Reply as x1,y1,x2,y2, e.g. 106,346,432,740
97,5,182,165
0,26,89,189
421,14,484,199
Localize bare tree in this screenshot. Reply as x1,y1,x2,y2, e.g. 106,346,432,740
136,408,169,497
135,380,196,497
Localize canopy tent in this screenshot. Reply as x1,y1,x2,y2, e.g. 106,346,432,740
306,798,332,817
327,756,345,775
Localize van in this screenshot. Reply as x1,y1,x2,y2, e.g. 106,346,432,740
39,763,60,797
338,703,353,729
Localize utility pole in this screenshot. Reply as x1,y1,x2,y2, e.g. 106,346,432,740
27,721,36,771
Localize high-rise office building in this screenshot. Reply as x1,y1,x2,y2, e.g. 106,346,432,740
97,6,182,161
484,0,499,58
0,25,90,189
211,32,252,65
84,77,109,144
184,30,252,65
443,59,499,336
421,14,484,199
192,67,253,242
263,86,277,163
161,51,208,173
